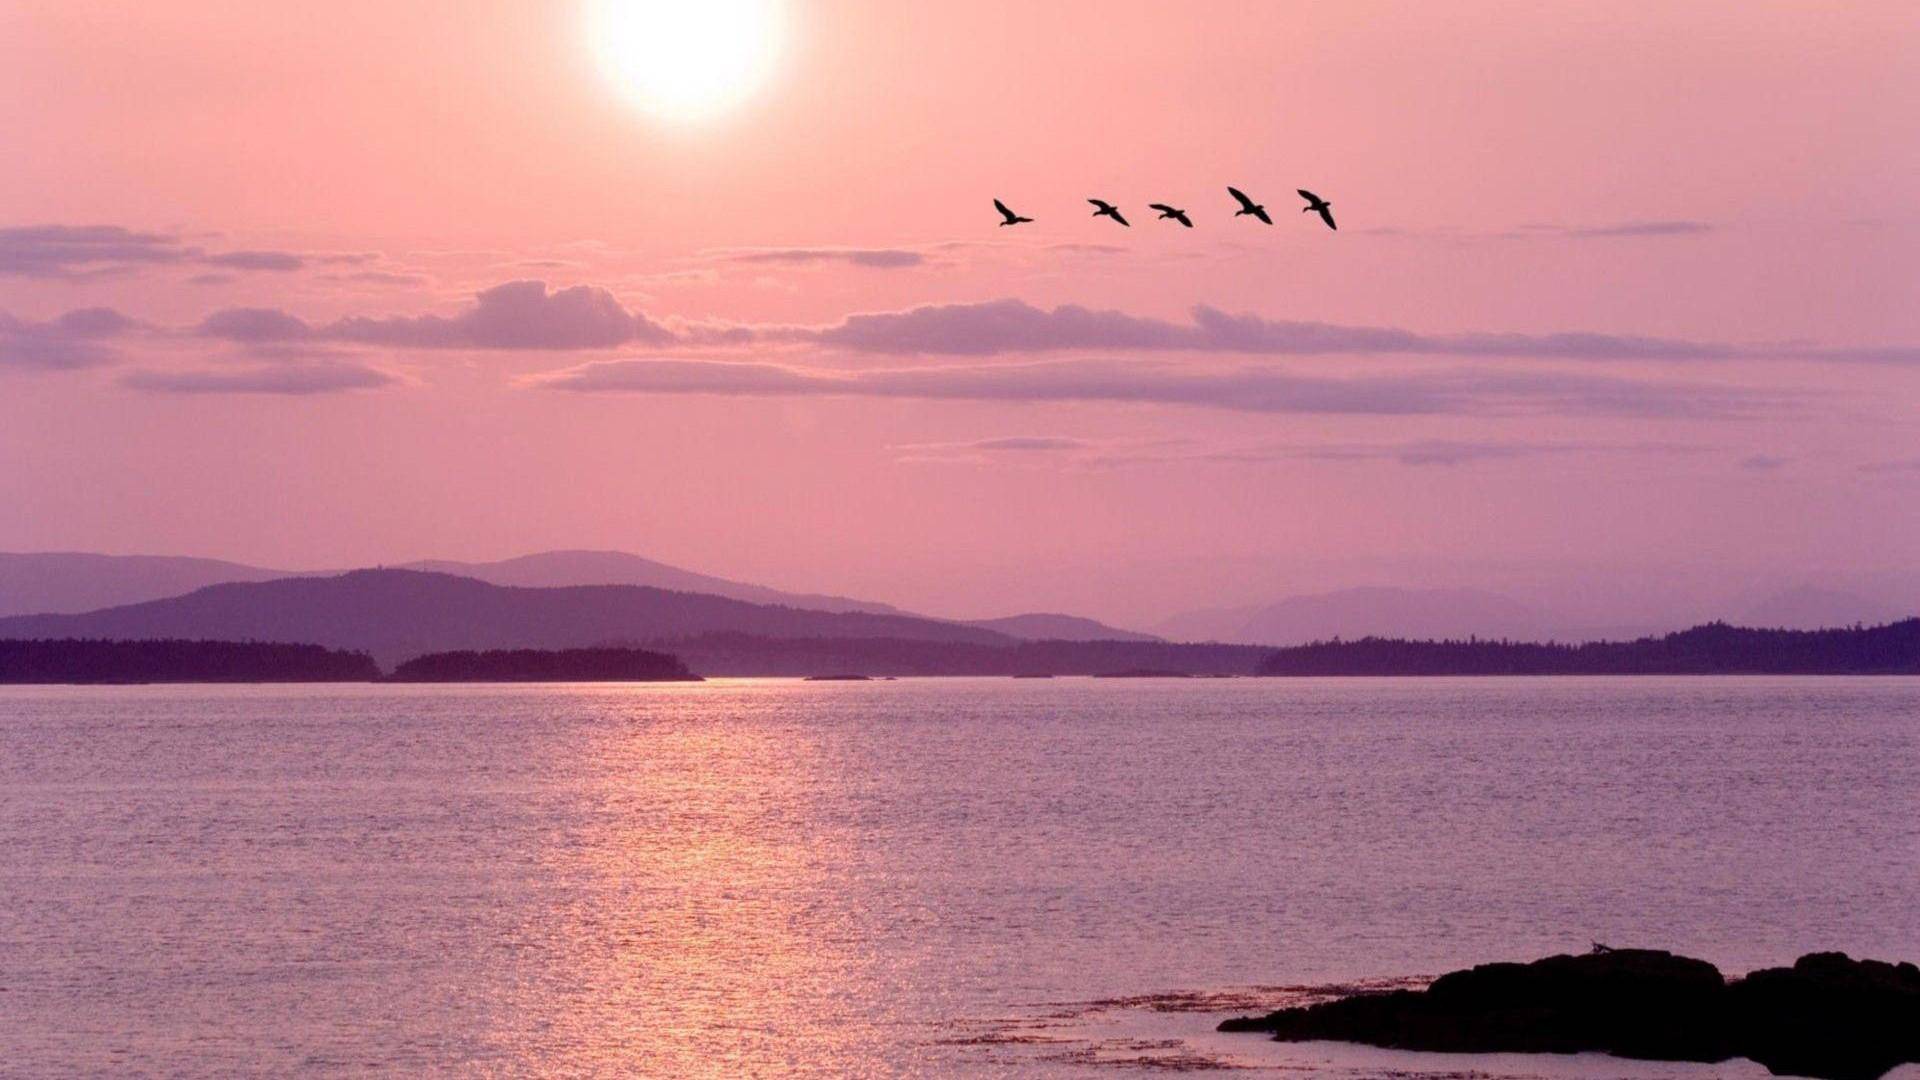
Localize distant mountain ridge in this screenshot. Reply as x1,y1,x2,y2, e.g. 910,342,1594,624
1737,585,1912,631
1157,586,1551,645
0,549,903,619
960,612,1160,642
0,552,299,617
397,550,903,616
0,569,1010,666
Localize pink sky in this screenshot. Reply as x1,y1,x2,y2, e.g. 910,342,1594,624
2,1,1917,626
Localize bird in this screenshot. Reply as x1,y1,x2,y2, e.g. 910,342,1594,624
1088,199,1130,227
1149,203,1193,228
994,199,1033,227
1228,187,1272,224
1298,189,1336,230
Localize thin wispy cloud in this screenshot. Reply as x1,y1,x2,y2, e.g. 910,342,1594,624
532,356,1770,419
1515,220,1718,239
0,225,193,278
890,435,1095,464
200,249,306,271
722,247,926,269
1,224,318,278
122,362,396,395
1200,439,1708,467
319,269,430,287
894,435,1709,469
805,299,1742,360
1857,457,1920,475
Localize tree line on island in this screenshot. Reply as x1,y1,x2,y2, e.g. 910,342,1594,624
1256,619,1920,675
0,640,696,684
2,617,1917,683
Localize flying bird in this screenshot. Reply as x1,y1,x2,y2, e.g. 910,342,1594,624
1149,203,1193,227
994,199,1033,226
1228,187,1271,224
1298,189,1336,230
1088,199,1130,227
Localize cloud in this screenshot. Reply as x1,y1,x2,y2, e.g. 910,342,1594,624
0,225,193,277
1803,345,1920,365
1046,243,1130,256
1737,454,1790,471
0,223,380,280
798,299,1741,361
724,247,926,269
1309,439,1698,466
174,284,1920,367
200,249,306,271
319,269,428,286
960,435,1091,451
895,435,1709,469
896,435,1093,456
1566,220,1716,238
1857,457,1920,475
196,307,314,343
122,362,396,395
1512,220,1718,239
195,280,671,350
0,307,139,370
532,356,1767,419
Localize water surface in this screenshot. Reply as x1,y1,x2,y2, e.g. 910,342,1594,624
2,677,1915,1075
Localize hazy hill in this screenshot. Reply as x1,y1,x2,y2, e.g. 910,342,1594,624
961,612,1160,642
0,552,295,617
0,549,906,621
1738,585,1911,630
0,569,1010,666
400,549,902,615
1157,586,1548,645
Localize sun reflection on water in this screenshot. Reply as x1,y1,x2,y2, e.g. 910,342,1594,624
494,685,877,1076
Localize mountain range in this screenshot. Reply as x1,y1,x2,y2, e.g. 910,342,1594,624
0,569,1010,666
1154,586,1556,645
1,551,1909,652
0,549,1155,641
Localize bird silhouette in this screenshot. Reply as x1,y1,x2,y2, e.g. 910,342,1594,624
1149,203,1193,228
1228,187,1272,224
1088,199,1130,227
1298,189,1336,230
994,199,1033,227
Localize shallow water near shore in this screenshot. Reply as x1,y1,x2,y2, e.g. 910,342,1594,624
2,676,1916,1076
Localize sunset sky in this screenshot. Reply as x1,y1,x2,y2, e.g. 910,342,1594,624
3,0,1916,626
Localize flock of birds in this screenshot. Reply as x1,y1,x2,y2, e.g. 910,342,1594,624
993,187,1337,231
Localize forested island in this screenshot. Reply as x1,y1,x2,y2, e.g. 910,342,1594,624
0,638,379,683
1257,619,1920,676
4,618,1915,683
386,647,700,682
652,632,1271,676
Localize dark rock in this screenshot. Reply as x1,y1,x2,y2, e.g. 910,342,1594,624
1218,949,1920,1080
1728,953,1920,1080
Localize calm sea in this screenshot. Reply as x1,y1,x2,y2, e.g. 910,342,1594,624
1,677,1916,1076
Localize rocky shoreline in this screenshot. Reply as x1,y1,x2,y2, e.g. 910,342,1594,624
1219,948,1919,1080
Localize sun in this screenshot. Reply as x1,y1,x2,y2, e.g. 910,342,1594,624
584,0,788,125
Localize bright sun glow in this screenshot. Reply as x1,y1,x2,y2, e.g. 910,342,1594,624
585,0,787,124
